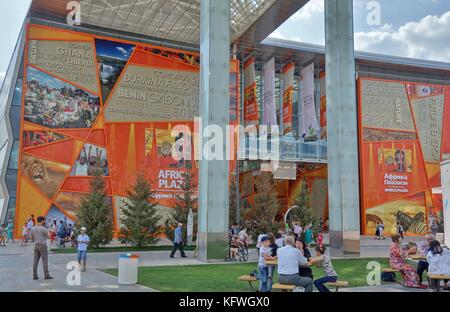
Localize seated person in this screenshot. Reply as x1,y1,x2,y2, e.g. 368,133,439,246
229,235,240,260
426,240,450,290
295,239,313,279
416,234,435,285
310,245,338,292
390,234,426,288
276,236,313,292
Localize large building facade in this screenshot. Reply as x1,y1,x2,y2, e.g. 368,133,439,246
1,1,450,243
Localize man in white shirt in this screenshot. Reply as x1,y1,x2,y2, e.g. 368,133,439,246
77,227,90,272
277,236,313,292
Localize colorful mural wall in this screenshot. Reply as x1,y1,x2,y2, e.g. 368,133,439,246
358,77,450,235
15,23,210,235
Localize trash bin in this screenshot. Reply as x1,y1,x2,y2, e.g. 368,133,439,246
118,253,139,285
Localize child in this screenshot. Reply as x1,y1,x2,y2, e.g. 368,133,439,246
317,232,323,246
229,235,240,260
310,245,338,292
0,225,6,246
258,236,276,292
304,225,314,247
77,227,90,272
6,219,13,243
21,222,29,246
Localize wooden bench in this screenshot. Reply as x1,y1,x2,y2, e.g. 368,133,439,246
238,275,257,290
427,274,450,292
327,281,349,292
272,283,296,292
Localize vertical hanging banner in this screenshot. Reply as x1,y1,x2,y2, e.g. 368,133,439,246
319,71,327,139
263,58,277,125
282,62,294,134
244,57,259,126
441,160,450,247
301,63,320,141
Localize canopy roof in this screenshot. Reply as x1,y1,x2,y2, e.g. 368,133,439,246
30,0,308,48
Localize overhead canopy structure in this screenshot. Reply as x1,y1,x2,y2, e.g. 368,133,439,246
29,0,309,49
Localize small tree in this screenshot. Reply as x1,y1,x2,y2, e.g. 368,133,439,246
119,174,161,248
164,168,198,244
290,177,320,238
76,170,113,248
243,172,281,239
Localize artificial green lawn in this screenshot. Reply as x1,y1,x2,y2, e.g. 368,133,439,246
103,258,397,292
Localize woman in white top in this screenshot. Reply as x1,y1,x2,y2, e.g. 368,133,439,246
426,240,450,290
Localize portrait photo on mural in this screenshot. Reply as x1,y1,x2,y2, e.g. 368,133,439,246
70,143,109,177
24,67,100,128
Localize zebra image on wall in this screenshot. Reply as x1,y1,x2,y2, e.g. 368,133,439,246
393,211,427,235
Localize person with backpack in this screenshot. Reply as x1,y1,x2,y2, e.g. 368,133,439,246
57,220,66,248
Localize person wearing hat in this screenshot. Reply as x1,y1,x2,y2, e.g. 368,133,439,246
258,235,276,292
77,227,90,272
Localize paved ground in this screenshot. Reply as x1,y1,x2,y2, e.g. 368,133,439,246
0,235,440,292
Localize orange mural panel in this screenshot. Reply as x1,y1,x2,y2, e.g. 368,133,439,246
24,139,74,165
28,24,90,41
16,177,52,235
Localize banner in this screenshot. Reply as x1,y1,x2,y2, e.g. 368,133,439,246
301,63,320,141
243,57,259,126
282,62,294,134
263,58,276,125
441,160,450,247
319,71,327,139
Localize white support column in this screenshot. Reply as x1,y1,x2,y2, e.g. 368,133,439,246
325,0,361,256
198,0,230,261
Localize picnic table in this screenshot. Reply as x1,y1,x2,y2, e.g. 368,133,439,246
408,254,426,261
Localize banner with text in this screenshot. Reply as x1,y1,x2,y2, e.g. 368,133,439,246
301,63,319,141
243,57,259,126
282,62,294,134
263,58,276,125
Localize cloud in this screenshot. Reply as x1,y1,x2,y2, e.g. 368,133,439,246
290,0,324,21
355,11,450,62
268,30,302,42
116,47,130,56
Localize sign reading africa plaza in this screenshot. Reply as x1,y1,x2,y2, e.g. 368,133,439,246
358,77,450,236
28,40,99,93
105,63,199,122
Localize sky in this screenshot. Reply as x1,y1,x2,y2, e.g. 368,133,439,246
0,0,449,87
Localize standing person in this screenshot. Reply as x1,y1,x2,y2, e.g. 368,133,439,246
30,216,53,280
238,227,248,251
256,233,267,255
304,225,314,247
258,236,275,292
21,222,29,246
379,222,386,240
77,227,89,272
0,225,6,246
170,223,186,258
267,233,278,290
26,217,34,241
277,236,313,292
6,219,14,243
430,221,439,236
293,222,302,240
57,220,66,248
31,215,35,227
396,222,404,239
310,245,338,292
317,232,323,246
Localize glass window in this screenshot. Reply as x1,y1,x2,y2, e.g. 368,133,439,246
11,78,23,107
8,140,19,170
9,106,21,139
5,197,16,223
6,169,18,197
